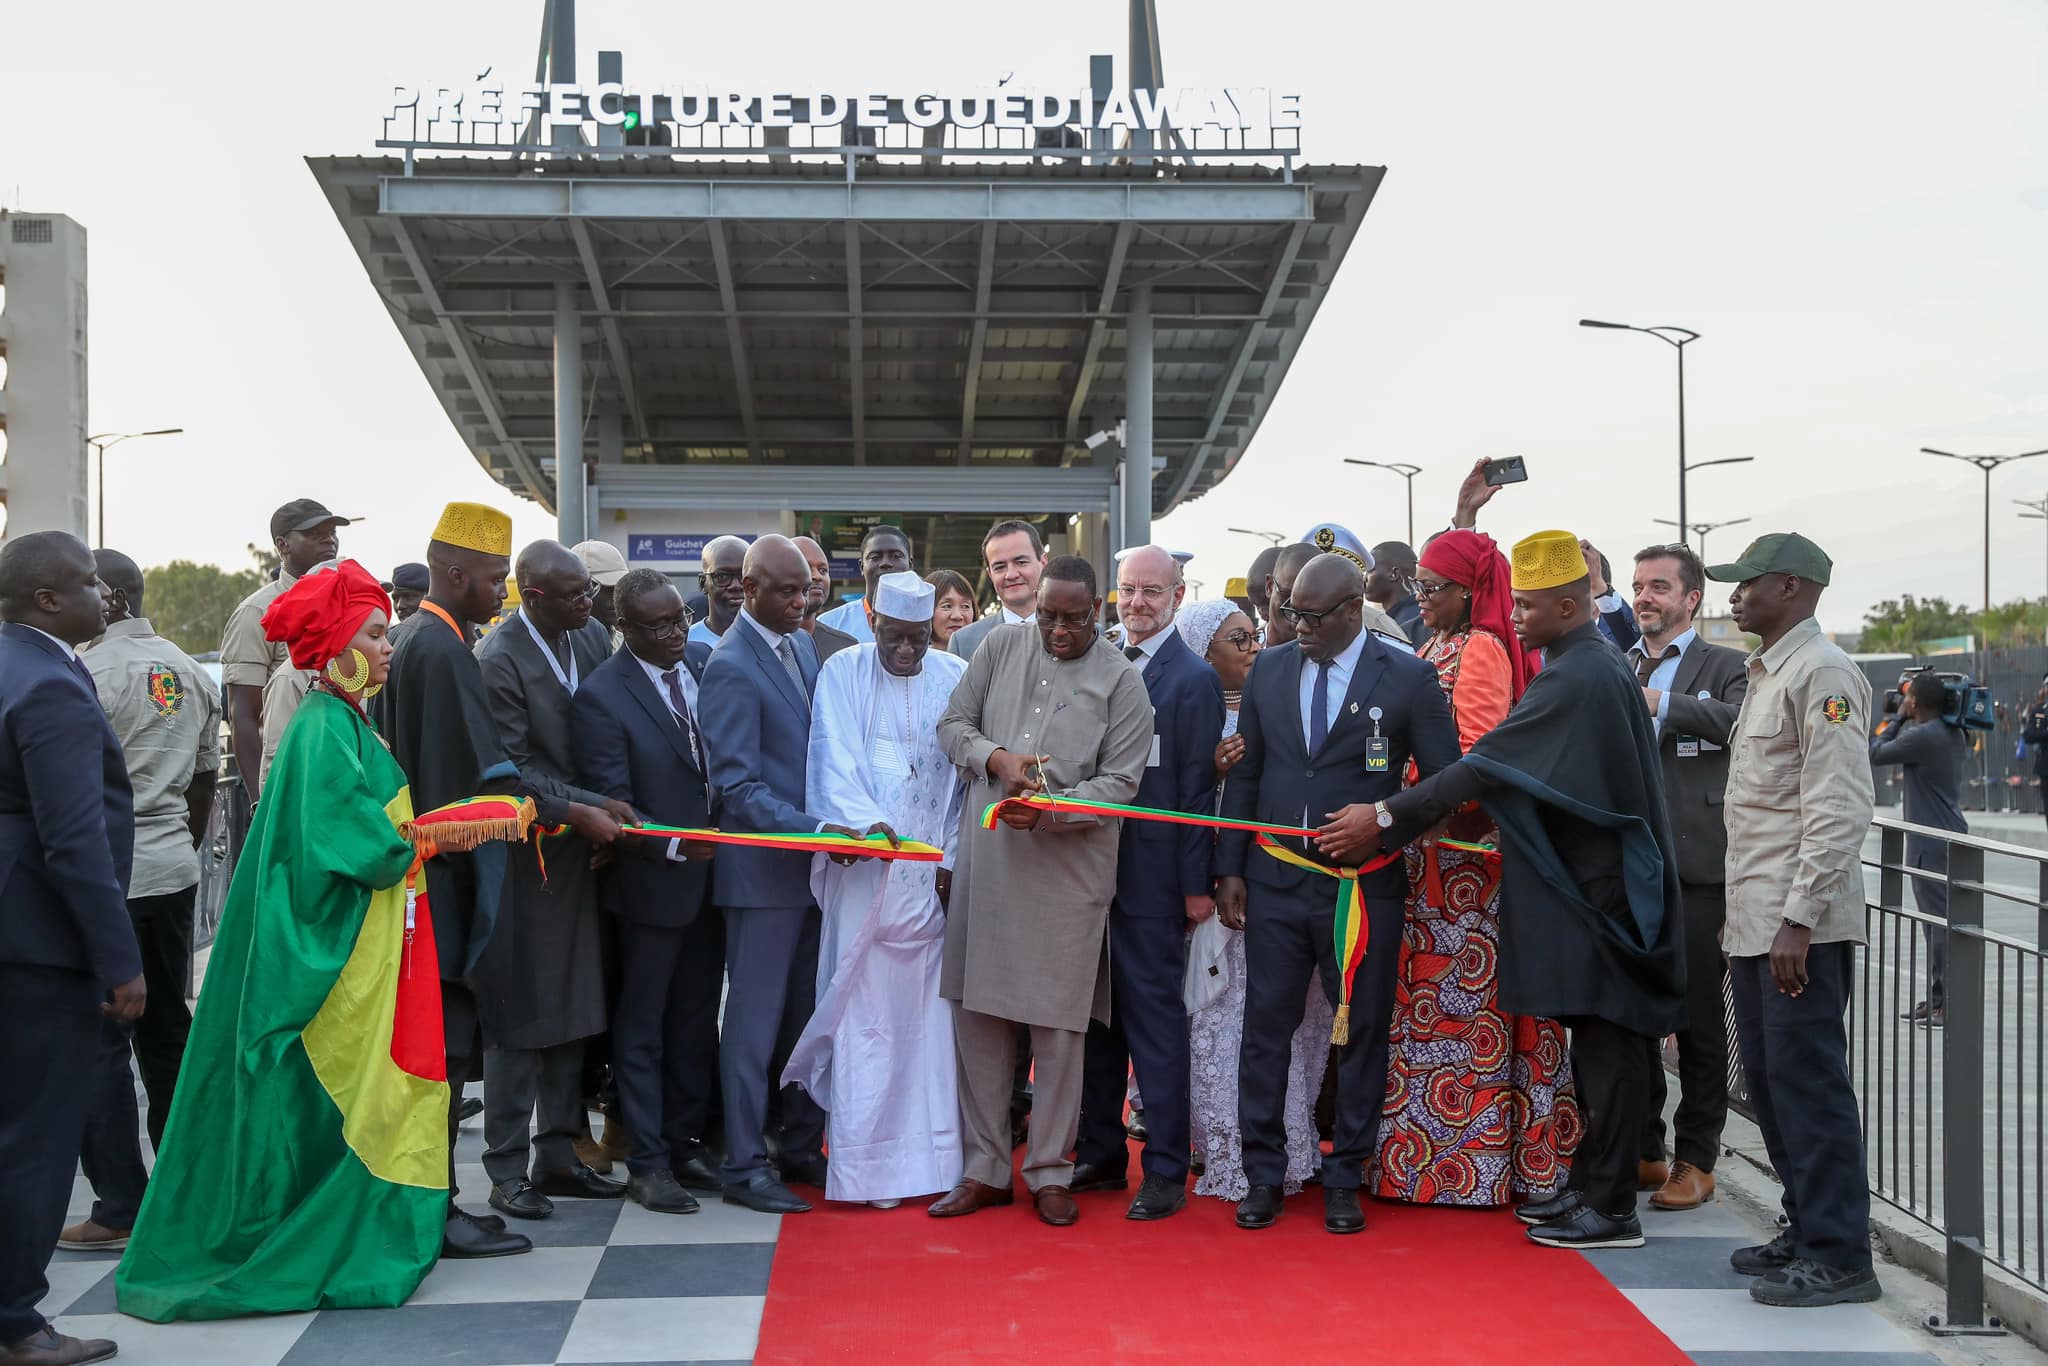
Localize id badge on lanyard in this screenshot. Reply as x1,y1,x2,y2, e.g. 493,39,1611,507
1365,706,1389,772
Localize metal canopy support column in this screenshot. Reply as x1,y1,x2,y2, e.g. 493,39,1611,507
1121,283,1154,550
707,221,762,460
569,219,647,448
1063,221,1134,464
958,222,999,464
846,226,865,464
554,280,587,543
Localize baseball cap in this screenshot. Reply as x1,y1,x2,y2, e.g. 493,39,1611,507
572,540,630,587
270,499,356,541
1704,532,1833,587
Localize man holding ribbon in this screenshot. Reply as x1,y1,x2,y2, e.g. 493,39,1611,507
1215,552,1460,1236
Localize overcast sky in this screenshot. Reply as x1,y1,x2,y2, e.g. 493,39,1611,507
2,0,2043,627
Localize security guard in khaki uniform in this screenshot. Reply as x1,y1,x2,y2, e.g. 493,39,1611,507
62,550,222,1252
1712,533,1879,1309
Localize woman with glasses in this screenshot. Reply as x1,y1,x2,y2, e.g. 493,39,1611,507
926,569,979,651
1368,530,1580,1207
1174,600,1336,1202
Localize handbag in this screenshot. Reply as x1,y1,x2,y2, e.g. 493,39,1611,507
1183,914,1231,1013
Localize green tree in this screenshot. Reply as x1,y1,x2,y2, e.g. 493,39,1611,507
1860,595,1973,654
246,541,280,575
146,560,263,656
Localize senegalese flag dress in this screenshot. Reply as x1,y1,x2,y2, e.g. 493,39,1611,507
117,689,450,1321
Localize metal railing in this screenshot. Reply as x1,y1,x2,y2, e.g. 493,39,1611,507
1853,817,2044,1333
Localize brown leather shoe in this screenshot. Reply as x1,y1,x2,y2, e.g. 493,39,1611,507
1,1326,119,1365
596,1107,632,1167
1648,1160,1716,1210
928,1178,1015,1217
1033,1185,1079,1227
56,1219,129,1252
1637,1159,1669,1192
573,1124,613,1175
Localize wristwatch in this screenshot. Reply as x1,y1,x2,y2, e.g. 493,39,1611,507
1373,801,1394,829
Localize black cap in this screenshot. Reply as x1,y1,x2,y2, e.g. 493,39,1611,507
269,499,355,541
390,563,430,593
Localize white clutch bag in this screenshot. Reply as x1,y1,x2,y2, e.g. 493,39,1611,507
1183,914,1230,1013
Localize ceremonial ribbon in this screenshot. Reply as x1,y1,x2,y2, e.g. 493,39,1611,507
611,823,944,862
979,791,1499,1046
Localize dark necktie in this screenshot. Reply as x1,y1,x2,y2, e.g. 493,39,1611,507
775,636,807,697
1633,646,1674,688
1125,645,1145,662
1309,661,1330,752
69,655,98,697
660,668,702,770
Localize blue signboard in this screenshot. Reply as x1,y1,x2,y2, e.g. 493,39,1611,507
627,532,757,565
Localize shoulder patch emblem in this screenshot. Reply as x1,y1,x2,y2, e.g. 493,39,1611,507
147,664,185,718
1821,694,1851,725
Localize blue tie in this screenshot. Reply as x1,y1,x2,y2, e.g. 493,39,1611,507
1309,661,1329,753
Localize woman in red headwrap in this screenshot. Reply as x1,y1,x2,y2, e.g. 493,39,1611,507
119,561,455,1319
1367,530,1581,1208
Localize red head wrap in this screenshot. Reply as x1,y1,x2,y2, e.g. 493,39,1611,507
1419,530,1537,700
261,560,392,670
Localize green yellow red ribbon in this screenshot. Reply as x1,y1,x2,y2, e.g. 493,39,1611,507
613,823,944,862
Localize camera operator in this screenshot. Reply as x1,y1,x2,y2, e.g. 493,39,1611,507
1869,672,1968,1027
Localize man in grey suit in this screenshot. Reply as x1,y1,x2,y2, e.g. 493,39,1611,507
950,520,1047,661
698,536,882,1214
1625,542,1748,1212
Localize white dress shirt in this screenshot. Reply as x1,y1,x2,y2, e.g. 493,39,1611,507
999,605,1037,626
633,650,705,862
24,624,80,660
1125,626,1170,662
1628,627,1696,736
1299,628,1368,749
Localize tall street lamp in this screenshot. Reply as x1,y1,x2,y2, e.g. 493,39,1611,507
1653,515,1750,567
1227,527,1286,547
87,428,184,545
1343,459,1423,547
1923,446,2048,612
2014,495,2048,600
1579,320,1706,537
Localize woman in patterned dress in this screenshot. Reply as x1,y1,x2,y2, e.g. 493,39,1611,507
1369,530,1581,1206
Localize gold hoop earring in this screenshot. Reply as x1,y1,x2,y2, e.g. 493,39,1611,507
327,648,372,694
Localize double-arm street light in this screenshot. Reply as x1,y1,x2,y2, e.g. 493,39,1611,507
1581,320,1746,540
1343,460,1423,546
87,428,184,545
1653,515,1750,567
1923,446,2048,612
1227,527,1286,547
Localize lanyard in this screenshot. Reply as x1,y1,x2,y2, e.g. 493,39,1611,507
419,599,466,644
517,609,578,695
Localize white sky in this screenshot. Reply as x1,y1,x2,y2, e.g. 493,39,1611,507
2,0,2044,627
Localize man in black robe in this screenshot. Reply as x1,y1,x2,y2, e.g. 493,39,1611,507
375,502,533,1260
1366,528,1684,1251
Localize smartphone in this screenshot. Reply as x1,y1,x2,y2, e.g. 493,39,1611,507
1482,456,1528,487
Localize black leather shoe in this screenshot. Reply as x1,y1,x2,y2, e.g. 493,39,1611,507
628,1169,701,1215
1730,1231,1798,1275
1527,1204,1644,1249
778,1153,829,1189
533,1162,627,1200
1324,1186,1366,1234
1515,1189,1582,1226
444,1205,533,1258
1749,1257,1881,1307
488,1178,555,1220
1125,1109,1149,1142
673,1152,723,1193
1236,1184,1283,1229
1069,1159,1129,1193
457,1095,484,1123
1126,1173,1187,1221
723,1172,812,1214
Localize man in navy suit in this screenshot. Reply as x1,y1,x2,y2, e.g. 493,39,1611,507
698,536,877,1215
1216,553,1461,1236
0,532,145,1366
1072,546,1222,1220
575,570,725,1217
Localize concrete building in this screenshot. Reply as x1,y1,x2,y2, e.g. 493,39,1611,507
0,211,90,545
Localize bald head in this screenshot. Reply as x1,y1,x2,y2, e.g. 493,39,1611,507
702,535,749,574
744,534,812,634
1294,553,1364,603
1246,545,1281,616
93,549,144,622
0,531,105,644
515,539,583,585
792,535,833,616
513,540,594,635
1115,544,1184,642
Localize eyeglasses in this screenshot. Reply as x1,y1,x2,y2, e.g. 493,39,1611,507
1218,628,1258,652
1277,594,1361,630
1115,583,1172,602
1413,578,1459,599
702,568,742,587
528,583,598,605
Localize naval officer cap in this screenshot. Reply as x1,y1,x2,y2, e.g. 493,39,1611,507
1301,524,1375,573
874,570,935,622
1705,532,1833,587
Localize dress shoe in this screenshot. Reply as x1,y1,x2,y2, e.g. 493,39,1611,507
1126,1174,1187,1221
1637,1159,1669,1192
488,1178,555,1220
573,1130,613,1175
1900,998,1933,1023
1649,1161,1716,1211
533,1162,627,1200
1069,1159,1129,1193
56,1218,129,1252
723,1172,812,1214
1749,1257,1881,1307
1236,1184,1284,1229
1515,1189,1581,1226
595,1107,633,1167
673,1151,723,1193
778,1153,829,1189
1033,1185,1079,1226
627,1170,700,1215
1527,1204,1645,1250
1125,1109,1149,1142
457,1095,484,1123
0,1326,117,1366
928,1178,1014,1218
1730,1231,1798,1276
1324,1186,1367,1235
1924,1008,1946,1029
443,1205,533,1259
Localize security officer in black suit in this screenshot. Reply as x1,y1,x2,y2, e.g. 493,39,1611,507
2023,678,2048,830
1624,543,1748,1212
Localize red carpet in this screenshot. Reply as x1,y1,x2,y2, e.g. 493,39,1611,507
755,1145,1688,1365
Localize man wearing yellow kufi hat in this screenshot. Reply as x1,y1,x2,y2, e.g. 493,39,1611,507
1364,526,1686,1254
373,503,535,1260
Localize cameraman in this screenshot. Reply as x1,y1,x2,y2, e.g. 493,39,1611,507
1869,672,1968,1027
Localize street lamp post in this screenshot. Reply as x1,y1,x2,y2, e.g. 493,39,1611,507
86,428,184,545
1226,527,1286,547
1342,459,1423,547
1653,515,1750,566
2014,495,2048,600
1579,320,1707,537
1923,447,2048,613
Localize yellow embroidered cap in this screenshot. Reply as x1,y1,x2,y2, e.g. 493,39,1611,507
430,502,513,556
1510,529,1587,592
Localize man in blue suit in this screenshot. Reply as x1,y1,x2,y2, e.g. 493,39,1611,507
1216,552,1461,1236
0,532,145,1366
1073,546,1222,1220
698,536,877,1215
575,570,725,1217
